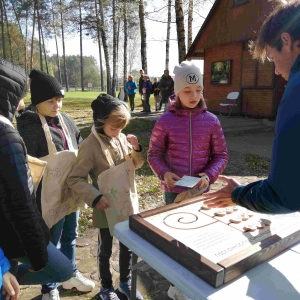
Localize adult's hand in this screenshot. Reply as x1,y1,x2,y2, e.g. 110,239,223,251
163,172,181,188
202,175,241,208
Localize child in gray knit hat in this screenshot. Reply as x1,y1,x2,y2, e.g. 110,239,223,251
148,61,228,300
67,93,144,300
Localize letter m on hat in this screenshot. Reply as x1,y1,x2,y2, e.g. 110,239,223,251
186,73,199,84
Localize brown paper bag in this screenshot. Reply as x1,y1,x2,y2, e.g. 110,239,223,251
174,185,207,203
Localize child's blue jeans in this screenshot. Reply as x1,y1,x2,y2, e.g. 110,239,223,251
12,242,73,286
41,210,79,293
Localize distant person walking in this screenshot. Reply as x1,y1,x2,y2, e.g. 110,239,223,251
152,77,160,111
159,70,174,112
142,75,152,113
125,75,137,111
138,69,145,110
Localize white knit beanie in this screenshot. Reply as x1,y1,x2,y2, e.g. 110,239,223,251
173,61,203,95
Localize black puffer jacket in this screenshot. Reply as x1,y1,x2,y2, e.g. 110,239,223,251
16,107,83,211
0,59,50,271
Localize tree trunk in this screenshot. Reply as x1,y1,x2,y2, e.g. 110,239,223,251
37,7,43,71
188,0,193,49
123,1,127,89
11,3,26,66
25,6,28,72
111,0,117,97
0,0,6,59
60,0,69,91
79,2,84,91
30,1,37,71
3,0,13,61
51,0,62,83
98,0,111,94
139,0,147,73
41,26,49,73
175,0,186,63
95,0,104,91
165,0,171,70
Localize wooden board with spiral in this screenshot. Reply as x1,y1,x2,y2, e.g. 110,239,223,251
129,197,300,287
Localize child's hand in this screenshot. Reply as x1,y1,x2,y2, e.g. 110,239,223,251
198,173,209,189
127,134,140,150
96,197,110,211
2,271,20,300
164,172,181,187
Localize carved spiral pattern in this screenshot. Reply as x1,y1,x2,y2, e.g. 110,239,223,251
163,212,203,230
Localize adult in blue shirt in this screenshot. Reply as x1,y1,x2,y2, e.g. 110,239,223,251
204,1,300,214
125,74,137,111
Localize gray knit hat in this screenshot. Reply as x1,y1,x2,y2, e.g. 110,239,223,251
29,70,64,105
173,61,203,95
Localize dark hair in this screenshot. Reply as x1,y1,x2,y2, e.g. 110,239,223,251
250,0,300,62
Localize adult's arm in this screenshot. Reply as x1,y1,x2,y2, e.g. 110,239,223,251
0,127,48,271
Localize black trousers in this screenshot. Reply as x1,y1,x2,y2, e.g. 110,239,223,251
128,94,135,111
98,228,132,288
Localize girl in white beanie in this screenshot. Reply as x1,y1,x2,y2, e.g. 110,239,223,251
148,61,228,300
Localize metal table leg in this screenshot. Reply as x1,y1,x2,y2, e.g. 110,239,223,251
131,252,138,300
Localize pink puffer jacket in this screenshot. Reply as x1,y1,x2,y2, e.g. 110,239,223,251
148,103,228,193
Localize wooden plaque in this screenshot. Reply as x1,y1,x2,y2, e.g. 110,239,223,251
129,197,300,287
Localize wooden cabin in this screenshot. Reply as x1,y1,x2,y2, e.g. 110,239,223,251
186,0,286,119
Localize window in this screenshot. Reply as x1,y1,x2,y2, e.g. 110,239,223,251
233,0,249,6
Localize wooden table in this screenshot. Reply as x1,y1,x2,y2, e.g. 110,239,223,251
114,221,300,300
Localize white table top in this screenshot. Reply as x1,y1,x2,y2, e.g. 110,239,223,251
114,221,300,300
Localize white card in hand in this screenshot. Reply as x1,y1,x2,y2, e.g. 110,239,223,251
174,175,201,188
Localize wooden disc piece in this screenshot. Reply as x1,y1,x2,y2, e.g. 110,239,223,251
214,209,226,217
255,221,265,229
240,213,249,221
230,216,242,224
201,204,211,210
247,211,254,217
226,207,233,214
261,218,272,226
244,224,257,232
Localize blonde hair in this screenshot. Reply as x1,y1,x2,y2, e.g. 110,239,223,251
95,104,131,131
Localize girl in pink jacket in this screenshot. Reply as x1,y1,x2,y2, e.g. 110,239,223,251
148,60,228,204
148,61,228,300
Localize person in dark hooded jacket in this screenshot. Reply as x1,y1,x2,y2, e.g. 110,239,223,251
0,58,73,296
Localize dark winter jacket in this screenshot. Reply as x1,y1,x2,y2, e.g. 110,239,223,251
138,75,144,94
152,81,160,96
16,106,83,211
142,80,152,96
232,54,300,214
148,101,228,193
0,59,50,271
159,75,174,103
